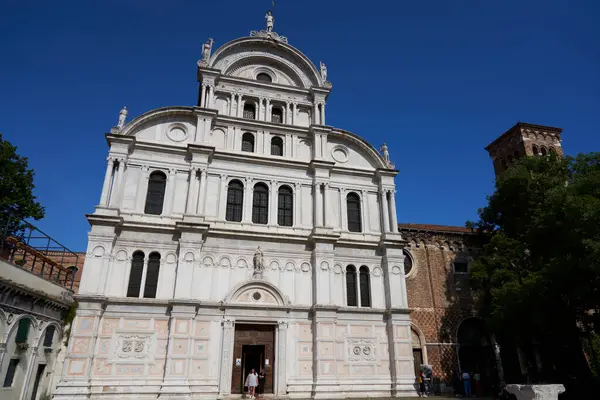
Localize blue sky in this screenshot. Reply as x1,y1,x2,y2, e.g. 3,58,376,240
1,0,599,251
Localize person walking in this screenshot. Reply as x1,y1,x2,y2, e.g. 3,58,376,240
245,368,259,399
257,368,266,397
462,370,472,397
417,370,427,397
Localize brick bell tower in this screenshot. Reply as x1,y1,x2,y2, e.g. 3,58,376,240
485,122,564,178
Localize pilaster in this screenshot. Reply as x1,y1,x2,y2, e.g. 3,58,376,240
218,319,235,396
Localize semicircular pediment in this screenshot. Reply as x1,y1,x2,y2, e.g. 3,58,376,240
224,279,290,307
209,38,322,88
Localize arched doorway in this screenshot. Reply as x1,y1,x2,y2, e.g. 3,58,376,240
457,318,497,395
411,326,426,377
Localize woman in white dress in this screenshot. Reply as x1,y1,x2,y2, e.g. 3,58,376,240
245,368,259,399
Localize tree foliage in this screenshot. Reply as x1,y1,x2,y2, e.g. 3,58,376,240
468,153,600,379
0,133,45,223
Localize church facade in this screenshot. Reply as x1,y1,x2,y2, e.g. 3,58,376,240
54,15,416,400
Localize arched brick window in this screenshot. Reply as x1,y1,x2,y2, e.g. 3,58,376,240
242,132,255,152
346,265,358,306
252,183,269,224
226,180,244,222
347,192,362,232
271,136,283,156
277,185,293,226
127,251,145,298
359,266,371,307
144,171,167,215
144,252,160,298
532,145,539,156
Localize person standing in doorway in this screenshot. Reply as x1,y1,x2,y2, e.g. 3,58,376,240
257,368,266,397
245,368,258,399
462,370,472,397
417,370,427,397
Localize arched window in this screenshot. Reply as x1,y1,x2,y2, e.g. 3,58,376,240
144,252,160,298
403,249,413,276
144,171,167,215
347,192,362,232
359,266,371,307
549,147,557,158
346,265,358,306
278,185,293,226
127,251,145,298
271,107,283,124
15,318,31,344
540,147,548,156
226,180,244,222
256,73,272,83
252,183,269,224
271,136,283,156
532,145,539,156
243,103,256,120
242,132,255,152
43,325,56,347
412,327,424,377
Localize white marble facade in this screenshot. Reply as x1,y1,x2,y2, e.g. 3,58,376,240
55,16,415,399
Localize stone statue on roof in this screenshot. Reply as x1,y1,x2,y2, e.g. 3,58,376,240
265,11,274,32
320,62,327,82
117,106,128,129
202,38,214,63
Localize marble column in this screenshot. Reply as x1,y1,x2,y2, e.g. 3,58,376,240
339,188,347,231
139,257,149,298
275,321,288,395
294,183,300,227
269,180,277,225
218,174,228,220
229,93,234,116
292,102,297,125
361,190,369,232
388,190,398,233
380,189,390,233
219,319,235,395
243,177,253,223
185,167,198,214
200,85,207,107
265,98,271,122
99,156,116,206
109,159,125,208
313,103,319,125
197,169,208,215
320,103,326,125
237,95,243,117
135,165,150,213
314,182,323,227
258,98,264,121
163,168,177,215
285,102,291,124
323,183,331,227
208,85,214,108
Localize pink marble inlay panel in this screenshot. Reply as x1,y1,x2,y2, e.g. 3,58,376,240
174,319,190,335
349,325,372,336
192,359,208,376
319,323,333,338
97,339,110,355
336,362,349,376
336,324,348,339
194,321,210,337
172,338,189,355
298,342,312,357
299,360,312,376
123,319,149,330
149,360,165,376
71,338,90,354
93,359,112,376
154,319,169,337
319,343,334,357
297,323,312,340
116,364,144,376
194,340,207,356
396,325,409,339
75,317,94,333
101,318,120,336
155,339,168,355
67,359,87,376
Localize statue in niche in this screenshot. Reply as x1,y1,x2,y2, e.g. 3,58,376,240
117,106,128,128
320,61,327,82
201,38,214,63
265,11,274,32
253,246,264,279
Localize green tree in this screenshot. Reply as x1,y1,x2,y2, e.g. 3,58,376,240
0,133,45,225
468,153,600,385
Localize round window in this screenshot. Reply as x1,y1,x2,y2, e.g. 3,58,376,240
253,292,262,300
403,250,413,276
256,73,272,83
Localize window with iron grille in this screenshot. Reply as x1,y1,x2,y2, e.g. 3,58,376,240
346,265,358,306
127,251,145,297
226,180,244,222
242,132,255,152
144,252,160,298
252,183,269,224
271,136,283,156
278,185,293,226
271,107,283,123
359,266,371,307
43,326,55,347
144,171,167,215
15,318,30,343
346,192,362,232
3,359,19,387
243,104,256,120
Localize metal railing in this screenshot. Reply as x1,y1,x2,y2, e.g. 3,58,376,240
0,216,78,290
